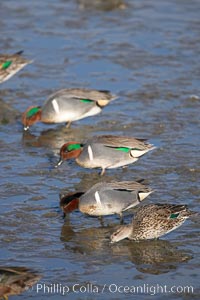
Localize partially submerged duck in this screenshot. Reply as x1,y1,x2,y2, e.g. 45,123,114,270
111,203,197,243
22,89,116,130
56,135,155,175
60,180,153,222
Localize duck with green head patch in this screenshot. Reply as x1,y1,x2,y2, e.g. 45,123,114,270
22,88,116,131
110,203,198,243
0,51,32,83
60,180,153,223
56,135,156,175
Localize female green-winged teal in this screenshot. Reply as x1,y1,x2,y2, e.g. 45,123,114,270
60,180,153,222
0,266,41,300
110,203,197,243
56,135,155,175
0,51,32,83
22,89,116,130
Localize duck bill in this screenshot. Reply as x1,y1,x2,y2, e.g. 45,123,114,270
55,158,63,168
110,225,132,243
23,125,30,131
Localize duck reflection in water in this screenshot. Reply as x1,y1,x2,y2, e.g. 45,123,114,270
60,218,114,254
77,0,127,11
111,239,192,275
21,125,92,155
0,99,19,125
60,221,192,275
0,266,41,300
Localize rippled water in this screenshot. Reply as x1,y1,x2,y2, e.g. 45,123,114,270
0,0,200,299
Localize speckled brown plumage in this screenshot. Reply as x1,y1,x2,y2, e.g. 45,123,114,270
111,203,197,243
0,51,32,83
0,266,41,299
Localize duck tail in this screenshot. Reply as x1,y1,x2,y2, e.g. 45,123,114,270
15,50,24,56
187,210,199,221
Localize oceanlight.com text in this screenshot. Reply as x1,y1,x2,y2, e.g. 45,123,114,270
27,282,194,296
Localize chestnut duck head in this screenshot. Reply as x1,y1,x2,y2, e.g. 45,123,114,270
22,106,42,131
56,142,84,167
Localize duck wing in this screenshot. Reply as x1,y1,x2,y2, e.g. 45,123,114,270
93,135,150,150
49,88,116,102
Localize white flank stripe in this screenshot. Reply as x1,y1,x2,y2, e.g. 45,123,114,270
52,99,60,114
88,145,94,161
95,191,101,206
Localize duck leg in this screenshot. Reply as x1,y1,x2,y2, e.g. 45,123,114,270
100,168,105,176
119,213,124,224
98,216,105,227
66,121,71,128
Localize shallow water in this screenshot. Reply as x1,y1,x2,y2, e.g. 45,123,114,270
0,0,200,299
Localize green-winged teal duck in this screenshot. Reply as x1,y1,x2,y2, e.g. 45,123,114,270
56,135,155,175
0,266,41,300
22,89,116,130
0,51,32,83
60,180,153,222
111,203,197,243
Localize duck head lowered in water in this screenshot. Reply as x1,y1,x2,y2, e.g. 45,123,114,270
60,191,84,214
22,106,42,131
59,180,153,223
55,135,156,175
56,142,84,167
110,203,198,243
22,88,116,131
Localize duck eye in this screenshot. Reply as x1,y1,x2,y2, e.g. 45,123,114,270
64,146,70,153
65,145,73,152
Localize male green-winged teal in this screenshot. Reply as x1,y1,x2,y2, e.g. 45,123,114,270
0,51,32,83
56,135,155,175
60,180,153,222
22,89,116,130
110,203,197,243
